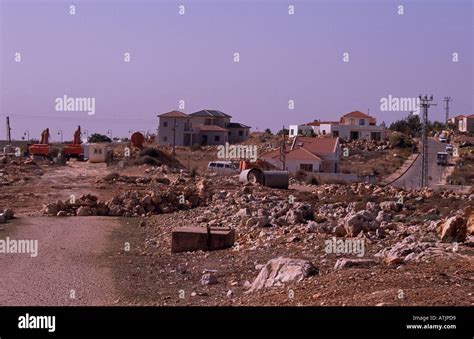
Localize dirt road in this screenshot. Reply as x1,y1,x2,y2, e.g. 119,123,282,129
0,216,121,306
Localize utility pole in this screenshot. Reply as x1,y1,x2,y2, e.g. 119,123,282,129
419,95,436,188
171,118,176,169
443,96,452,124
279,125,286,170
6,116,12,144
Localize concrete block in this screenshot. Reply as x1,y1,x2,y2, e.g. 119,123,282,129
171,226,235,253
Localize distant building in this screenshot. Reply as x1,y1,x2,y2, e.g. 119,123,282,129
335,111,385,141
156,111,193,146
458,114,474,133
289,111,386,141
261,136,340,173
228,122,251,143
448,115,465,129
156,109,251,146
288,124,314,138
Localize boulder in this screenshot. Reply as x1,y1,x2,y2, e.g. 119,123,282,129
200,273,218,286
343,211,371,237
379,201,400,212
108,204,123,216
467,210,474,235
76,206,93,216
437,216,467,243
248,257,318,292
42,203,59,216
334,258,377,270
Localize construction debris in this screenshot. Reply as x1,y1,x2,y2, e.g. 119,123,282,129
171,226,235,253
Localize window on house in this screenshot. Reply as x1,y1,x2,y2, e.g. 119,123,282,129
300,164,313,172
239,130,243,136
215,135,220,142
205,119,212,125
163,136,168,142
350,118,355,125
163,121,168,127
290,129,295,135
371,132,381,141
359,119,365,125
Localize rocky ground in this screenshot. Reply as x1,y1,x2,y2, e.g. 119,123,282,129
1,156,473,306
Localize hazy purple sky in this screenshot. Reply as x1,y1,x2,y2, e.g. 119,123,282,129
1,0,472,141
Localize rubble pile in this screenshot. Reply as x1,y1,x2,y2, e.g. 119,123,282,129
42,184,207,217
99,172,171,186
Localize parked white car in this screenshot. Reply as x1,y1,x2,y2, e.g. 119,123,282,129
207,161,238,174
438,135,448,143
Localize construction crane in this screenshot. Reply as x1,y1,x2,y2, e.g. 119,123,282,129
29,126,84,160
63,125,84,160
29,128,51,157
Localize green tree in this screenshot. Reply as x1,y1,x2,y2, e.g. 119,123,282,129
88,133,112,143
389,115,421,137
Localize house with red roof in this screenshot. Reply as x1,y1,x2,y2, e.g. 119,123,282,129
157,110,251,146
261,136,340,173
290,111,386,141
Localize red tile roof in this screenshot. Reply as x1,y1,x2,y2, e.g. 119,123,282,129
319,121,339,125
306,121,320,126
193,124,229,132
343,111,372,118
158,110,189,118
286,147,321,161
292,136,338,154
260,147,321,161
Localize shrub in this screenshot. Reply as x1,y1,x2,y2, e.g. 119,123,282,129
306,175,319,185
135,155,161,166
88,133,112,143
295,170,307,181
390,132,413,149
139,147,160,158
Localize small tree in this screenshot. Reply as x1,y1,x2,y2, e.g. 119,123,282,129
88,133,112,143
264,128,273,135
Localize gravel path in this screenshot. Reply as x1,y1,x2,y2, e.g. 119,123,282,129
0,216,120,306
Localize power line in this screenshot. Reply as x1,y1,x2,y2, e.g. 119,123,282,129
443,96,452,124
418,94,436,188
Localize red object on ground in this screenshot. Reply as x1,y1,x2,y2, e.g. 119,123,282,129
63,143,83,158
131,132,145,148
29,144,50,156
